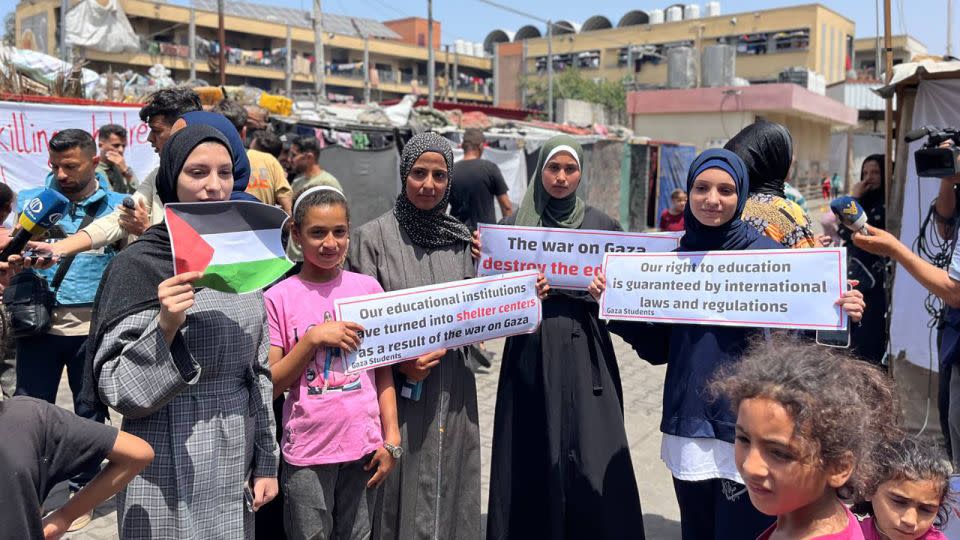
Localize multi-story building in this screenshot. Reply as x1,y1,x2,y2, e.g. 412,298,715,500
488,4,855,109
14,0,493,104
851,34,928,79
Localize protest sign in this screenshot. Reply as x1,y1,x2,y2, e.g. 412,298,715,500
600,248,847,330
0,100,159,193
335,270,541,373
477,224,681,290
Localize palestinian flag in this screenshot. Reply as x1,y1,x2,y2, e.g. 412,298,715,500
165,201,293,294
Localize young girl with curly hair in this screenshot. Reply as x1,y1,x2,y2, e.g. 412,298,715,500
856,436,952,540
711,335,900,539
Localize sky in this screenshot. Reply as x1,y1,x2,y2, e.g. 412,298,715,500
2,0,957,55
217,0,957,54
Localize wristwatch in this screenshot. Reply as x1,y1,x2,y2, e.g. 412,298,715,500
384,442,403,459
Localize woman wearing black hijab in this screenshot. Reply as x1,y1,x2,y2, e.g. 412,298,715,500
85,124,279,539
844,154,888,365
592,149,865,539
347,132,480,539
724,121,819,249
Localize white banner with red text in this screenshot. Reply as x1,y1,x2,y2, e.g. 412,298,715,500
335,270,542,373
0,100,159,193
477,223,682,290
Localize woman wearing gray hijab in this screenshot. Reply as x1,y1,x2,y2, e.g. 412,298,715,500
347,132,480,539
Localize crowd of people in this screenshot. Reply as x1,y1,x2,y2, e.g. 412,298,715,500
0,85,954,540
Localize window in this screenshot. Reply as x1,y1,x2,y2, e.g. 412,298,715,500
617,45,664,72
417,34,425,47
730,29,810,55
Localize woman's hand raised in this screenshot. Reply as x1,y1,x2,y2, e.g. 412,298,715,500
398,349,446,381
587,273,606,301
837,280,866,323
471,230,481,261
158,271,203,342
536,273,550,299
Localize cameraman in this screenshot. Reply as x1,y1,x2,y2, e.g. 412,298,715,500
852,172,960,465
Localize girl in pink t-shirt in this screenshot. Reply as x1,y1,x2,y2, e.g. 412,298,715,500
855,436,951,540
265,186,400,538
711,336,899,540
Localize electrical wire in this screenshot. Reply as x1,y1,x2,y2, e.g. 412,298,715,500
910,160,957,436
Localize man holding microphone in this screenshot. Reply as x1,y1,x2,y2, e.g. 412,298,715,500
852,169,960,465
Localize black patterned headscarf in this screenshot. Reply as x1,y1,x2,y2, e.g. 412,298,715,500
393,132,472,248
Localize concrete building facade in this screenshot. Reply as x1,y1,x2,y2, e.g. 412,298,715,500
15,0,493,103
627,83,858,192
491,4,855,110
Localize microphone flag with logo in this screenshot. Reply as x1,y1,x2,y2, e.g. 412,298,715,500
0,189,70,261
829,196,870,235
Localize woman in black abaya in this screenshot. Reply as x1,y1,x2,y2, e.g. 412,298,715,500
484,135,645,540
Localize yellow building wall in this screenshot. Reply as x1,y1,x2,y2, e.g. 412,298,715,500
630,110,833,183
519,4,854,87
14,0,57,56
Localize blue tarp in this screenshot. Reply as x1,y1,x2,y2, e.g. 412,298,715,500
656,144,697,220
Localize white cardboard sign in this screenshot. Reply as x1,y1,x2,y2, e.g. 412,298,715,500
477,223,681,290
600,248,848,330
335,270,542,373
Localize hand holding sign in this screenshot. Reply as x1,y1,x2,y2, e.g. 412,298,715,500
309,321,364,353
398,349,446,381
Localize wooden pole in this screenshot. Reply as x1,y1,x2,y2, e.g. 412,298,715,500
188,3,196,81
285,26,292,96
427,0,435,108
314,0,325,102
217,0,226,86
884,0,893,209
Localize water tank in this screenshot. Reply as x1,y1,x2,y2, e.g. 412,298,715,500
667,46,696,88
705,1,721,17
684,4,700,19
474,42,484,57
702,44,735,87
454,39,467,55
464,41,475,56
666,6,683,22
649,9,665,24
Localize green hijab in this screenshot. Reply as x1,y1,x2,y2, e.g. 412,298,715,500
515,135,586,229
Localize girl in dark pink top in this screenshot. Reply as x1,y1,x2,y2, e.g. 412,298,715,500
856,436,951,540
711,336,900,540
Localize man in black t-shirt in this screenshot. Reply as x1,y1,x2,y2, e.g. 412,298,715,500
450,129,512,231
0,396,153,539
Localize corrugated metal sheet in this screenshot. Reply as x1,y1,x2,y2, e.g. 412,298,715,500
827,82,886,111
192,0,401,39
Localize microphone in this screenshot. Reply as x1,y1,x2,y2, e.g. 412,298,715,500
829,196,871,235
0,189,70,262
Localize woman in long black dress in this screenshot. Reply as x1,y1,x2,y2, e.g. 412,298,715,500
843,154,888,365
484,135,645,540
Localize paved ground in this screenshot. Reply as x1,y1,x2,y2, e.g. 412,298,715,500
47,334,681,539
40,196,840,539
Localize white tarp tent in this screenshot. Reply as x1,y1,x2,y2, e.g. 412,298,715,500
65,0,139,54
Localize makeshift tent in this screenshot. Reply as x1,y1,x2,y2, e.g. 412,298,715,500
654,144,697,226
65,0,139,54
452,146,529,222
873,60,960,439
315,144,401,227
580,140,627,223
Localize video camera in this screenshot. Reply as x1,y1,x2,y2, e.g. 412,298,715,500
905,126,960,178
